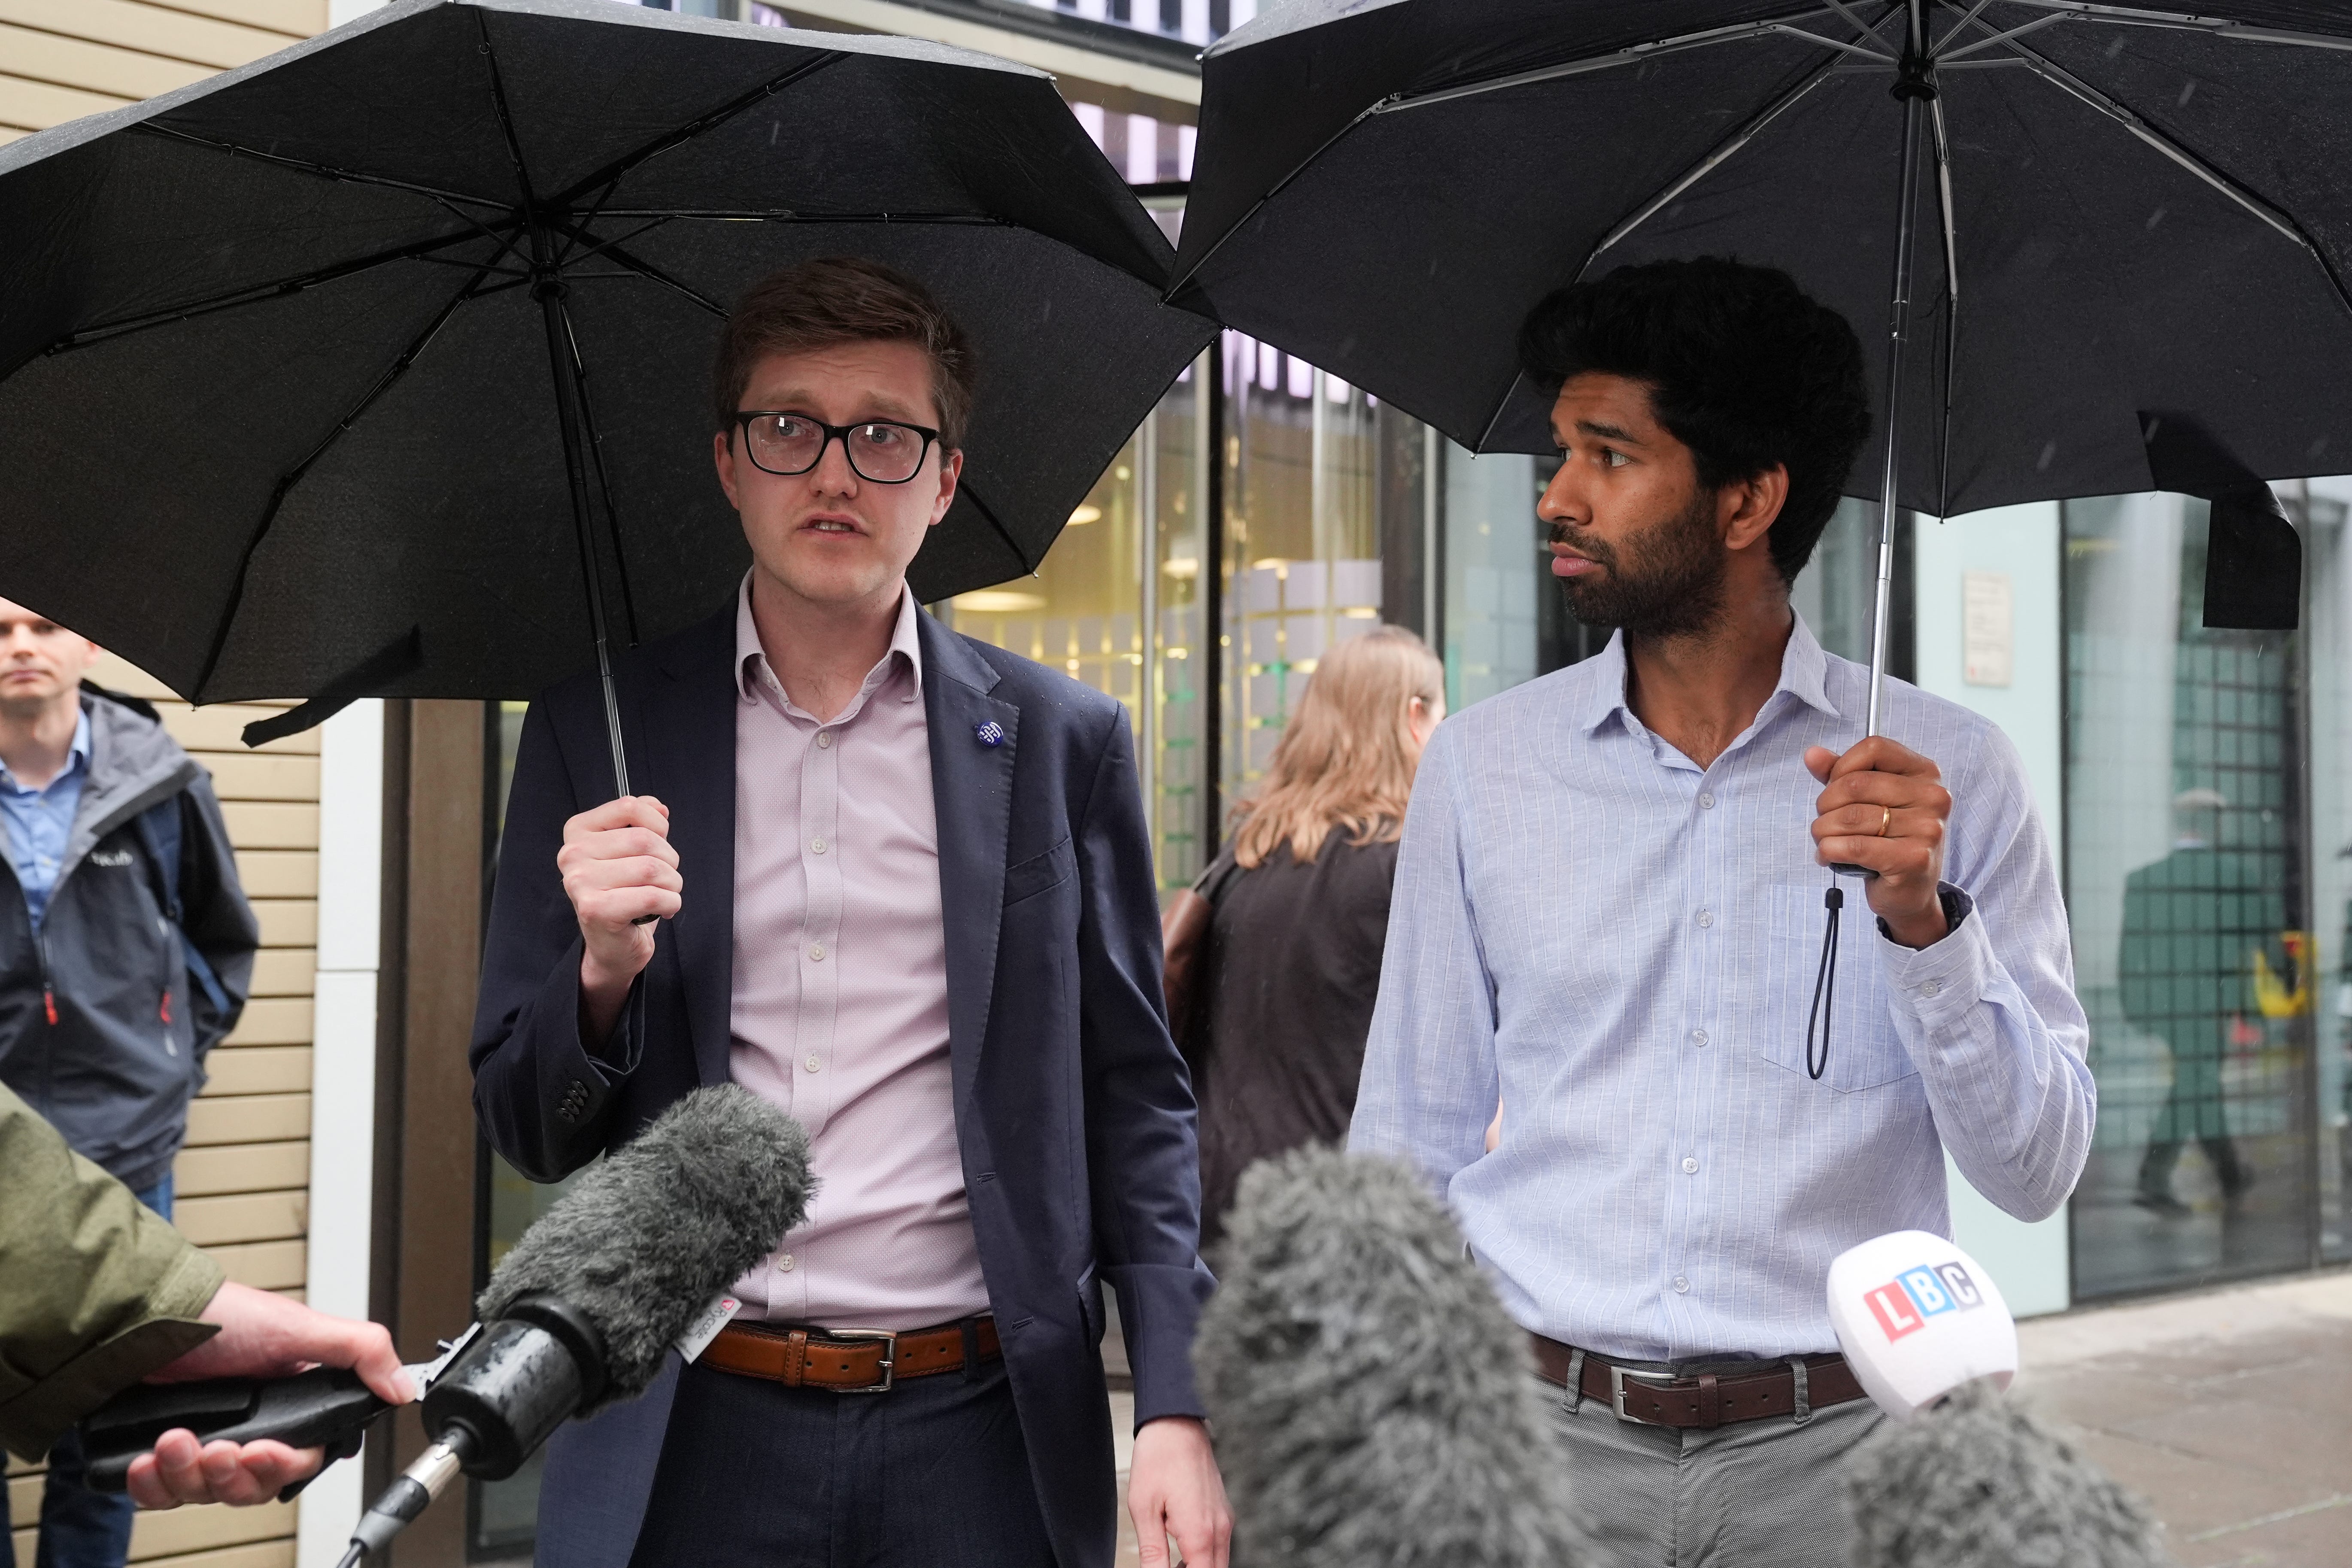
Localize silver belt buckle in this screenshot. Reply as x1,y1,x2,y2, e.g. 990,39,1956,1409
1610,1364,1676,1425
823,1328,897,1393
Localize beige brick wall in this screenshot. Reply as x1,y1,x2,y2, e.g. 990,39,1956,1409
6,649,322,1568
0,1,323,146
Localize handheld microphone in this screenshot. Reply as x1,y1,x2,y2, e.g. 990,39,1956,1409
339,1085,813,1565
76,1088,810,1550
1195,1146,1601,1568
1825,1230,2018,1420
1830,1231,2170,1566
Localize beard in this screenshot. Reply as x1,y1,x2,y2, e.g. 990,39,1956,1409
1551,486,1728,641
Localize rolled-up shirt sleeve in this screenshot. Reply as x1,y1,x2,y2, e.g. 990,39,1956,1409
1349,727,1497,1189
1876,725,2094,1222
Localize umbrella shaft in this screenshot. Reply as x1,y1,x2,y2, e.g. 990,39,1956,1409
1866,82,1929,740
531,230,633,800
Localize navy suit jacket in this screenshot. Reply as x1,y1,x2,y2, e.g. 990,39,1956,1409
469,602,1214,1568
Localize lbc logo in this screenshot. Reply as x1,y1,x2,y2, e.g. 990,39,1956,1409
1862,1262,1984,1342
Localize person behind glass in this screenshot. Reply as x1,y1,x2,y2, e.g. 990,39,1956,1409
1349,258,2093,1568
2121,786,2260,1216
1177,628,1442,1253
470,258,1228,1568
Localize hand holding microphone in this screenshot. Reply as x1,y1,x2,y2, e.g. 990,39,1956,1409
78,1085,812,1560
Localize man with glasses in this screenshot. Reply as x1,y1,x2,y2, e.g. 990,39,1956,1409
472,258,1229,1568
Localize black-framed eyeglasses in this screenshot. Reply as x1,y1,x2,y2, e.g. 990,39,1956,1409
732,411,940,484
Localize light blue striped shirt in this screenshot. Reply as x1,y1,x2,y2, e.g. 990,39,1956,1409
1350,617,2092,1363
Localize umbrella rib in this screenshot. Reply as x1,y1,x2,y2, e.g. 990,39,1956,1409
956,478,1034,576
41,227,510,356
586,210,1011,225
548,49,852,212
1993,2,2352,55
1990,31,2352,318
1936,12,2066,61
1931,0,2002,52
1375,5,1882,114
1820,0,1903,50
473,9,540,209
191,274,487,701
553,230,725,317
1165,4,1889,300
554,215,675,270
1583,50,1850,267
134,123,512,213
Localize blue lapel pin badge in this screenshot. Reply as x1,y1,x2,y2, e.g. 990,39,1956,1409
975,721,1005,747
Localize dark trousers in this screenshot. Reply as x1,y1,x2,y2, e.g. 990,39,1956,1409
625,1353,1055,1568
3,1178,172,1568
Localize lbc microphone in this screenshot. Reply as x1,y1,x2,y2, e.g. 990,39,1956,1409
343,1085,813,1566
1196,1146,1602,1568
1829,1231,2170,1567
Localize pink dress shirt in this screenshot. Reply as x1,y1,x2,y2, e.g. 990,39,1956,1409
726,576,990,1331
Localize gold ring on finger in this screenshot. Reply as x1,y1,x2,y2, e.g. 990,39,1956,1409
1877,805,1893,837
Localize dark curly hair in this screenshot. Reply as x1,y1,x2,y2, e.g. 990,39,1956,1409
1516,258,1870,584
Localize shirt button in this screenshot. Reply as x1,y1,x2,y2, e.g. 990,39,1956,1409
1921,978,1942,998
778,1253,796,1271
804,1054,821,1073
1697,792,1715,810
1681,1157,1699,1174
815,731,834,749
810,838,828,855
1672,1275,1691,1294
1695,909,1714,929
808,942,826,962
1690,1029,1709,1047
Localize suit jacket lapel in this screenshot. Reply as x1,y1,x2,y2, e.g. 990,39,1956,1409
919,613,1017,1109
643,607,739,1089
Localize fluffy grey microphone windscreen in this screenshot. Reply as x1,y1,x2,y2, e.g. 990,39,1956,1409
1197,1147,1602,1568
1846,1380,2172,1568
477,1086,814,1410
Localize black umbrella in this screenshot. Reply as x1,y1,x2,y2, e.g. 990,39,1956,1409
0,0,1214,780
1173,0,2352,731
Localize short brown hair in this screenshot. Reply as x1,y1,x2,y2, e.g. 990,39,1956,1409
712,256,977,451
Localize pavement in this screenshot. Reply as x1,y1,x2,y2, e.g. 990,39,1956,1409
2017,1269,2352,1567
1108,1268,2352,1567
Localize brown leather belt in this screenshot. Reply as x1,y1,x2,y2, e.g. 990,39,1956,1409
704,1315,1000,1393
1531,1334,1866,1428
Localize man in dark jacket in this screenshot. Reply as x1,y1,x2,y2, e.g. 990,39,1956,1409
0,597,259,1568
472,258,1226,1568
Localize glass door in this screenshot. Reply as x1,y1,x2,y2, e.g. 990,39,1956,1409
2064,494,2319,1299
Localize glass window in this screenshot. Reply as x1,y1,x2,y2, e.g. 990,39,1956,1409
2064,494,2320,1298
938,359,1208,899
1220,343,1385,809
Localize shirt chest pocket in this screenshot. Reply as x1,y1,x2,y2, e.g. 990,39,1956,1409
1757,882,1919,1092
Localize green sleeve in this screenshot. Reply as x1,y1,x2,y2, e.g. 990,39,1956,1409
0,1080,225,1460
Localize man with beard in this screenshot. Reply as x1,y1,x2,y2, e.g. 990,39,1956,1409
1351,258,2090,1567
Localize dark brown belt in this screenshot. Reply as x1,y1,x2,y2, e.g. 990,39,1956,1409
1531,1334,1866,1428
704,1314,1000,1393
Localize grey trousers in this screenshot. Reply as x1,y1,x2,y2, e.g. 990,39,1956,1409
1543,1372,1885,1568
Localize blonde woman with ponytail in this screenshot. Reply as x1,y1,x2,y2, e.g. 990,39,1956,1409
1174,625,1444,1250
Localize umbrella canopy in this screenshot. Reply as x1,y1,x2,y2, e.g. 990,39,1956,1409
0,0,1214,716
1173,0,2352,523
